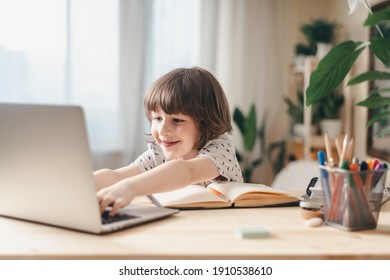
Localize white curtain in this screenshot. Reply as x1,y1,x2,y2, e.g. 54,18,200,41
200,0,294,183
116,0,151,167
111,0,201,170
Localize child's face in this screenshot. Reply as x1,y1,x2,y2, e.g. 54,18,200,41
151,107,200,160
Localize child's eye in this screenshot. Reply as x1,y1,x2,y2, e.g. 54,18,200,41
172,118,184,123
152,116,162,121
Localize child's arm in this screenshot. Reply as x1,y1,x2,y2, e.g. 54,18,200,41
93,165,142,191
97,157,219,215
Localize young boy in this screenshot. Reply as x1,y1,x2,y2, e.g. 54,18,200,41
94,67,243,216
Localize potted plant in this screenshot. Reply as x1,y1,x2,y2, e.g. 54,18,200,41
295,43,316,56
294,43,316,67
318,92,345,137
233,104,265,182
233,104,289,181
284,91,321,137
306,1,390,138
301,18,338,59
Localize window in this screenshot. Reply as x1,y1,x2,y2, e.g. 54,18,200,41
0,0,119,152
69,0,119,152
0,0,67,103
0,0,201,159
148,0,201,84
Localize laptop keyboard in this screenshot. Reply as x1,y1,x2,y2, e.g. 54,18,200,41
101,211,138,225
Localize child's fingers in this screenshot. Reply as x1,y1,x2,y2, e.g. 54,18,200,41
97,194,103,204
110,199,126,216
98,195,115,214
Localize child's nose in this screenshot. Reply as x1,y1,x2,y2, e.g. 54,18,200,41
158,120,173,135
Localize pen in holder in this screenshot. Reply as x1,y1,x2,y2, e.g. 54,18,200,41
319,166,387,231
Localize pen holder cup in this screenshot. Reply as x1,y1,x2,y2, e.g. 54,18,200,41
319,166,387,231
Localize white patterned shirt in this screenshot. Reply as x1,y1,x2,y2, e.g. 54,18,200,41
132,133,243,186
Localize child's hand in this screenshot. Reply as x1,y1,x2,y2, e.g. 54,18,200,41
96,180,137,216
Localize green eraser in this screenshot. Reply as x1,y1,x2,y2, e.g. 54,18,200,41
233,225,270,239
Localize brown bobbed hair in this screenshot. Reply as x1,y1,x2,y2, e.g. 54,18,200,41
144,67,232,149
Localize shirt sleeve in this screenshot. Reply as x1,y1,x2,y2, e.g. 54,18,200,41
132,142,166,172
197,134,243,183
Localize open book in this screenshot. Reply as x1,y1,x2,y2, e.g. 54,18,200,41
150,182,299,209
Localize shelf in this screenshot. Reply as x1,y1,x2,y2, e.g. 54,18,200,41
289,135,339,162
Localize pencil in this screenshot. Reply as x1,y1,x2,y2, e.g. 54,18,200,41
345,137,354,162
324,133,333,164
338,135,349,168
335,137,342,163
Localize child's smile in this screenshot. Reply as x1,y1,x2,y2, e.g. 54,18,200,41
151,107,200,160
161,139,179,147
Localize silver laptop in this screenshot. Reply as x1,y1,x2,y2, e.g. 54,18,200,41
0,103,178,234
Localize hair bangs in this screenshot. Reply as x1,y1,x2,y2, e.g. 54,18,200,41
145,82,186,120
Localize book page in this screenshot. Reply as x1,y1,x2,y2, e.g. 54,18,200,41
208,182,298,207
152,184,231,209
208,182,290,201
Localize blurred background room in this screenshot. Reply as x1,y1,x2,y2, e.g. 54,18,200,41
0,0,388,186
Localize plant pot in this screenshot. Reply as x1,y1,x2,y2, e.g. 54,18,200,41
294,54,305,68
293,123,317,137
320,119,342,137
316,43,332,60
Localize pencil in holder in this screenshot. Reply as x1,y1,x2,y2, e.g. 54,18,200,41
319,166,387,231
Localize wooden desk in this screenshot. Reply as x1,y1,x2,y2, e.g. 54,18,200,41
1,201,390,260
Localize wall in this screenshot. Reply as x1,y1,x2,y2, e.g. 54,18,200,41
255,0,333,185
291,0,334,45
